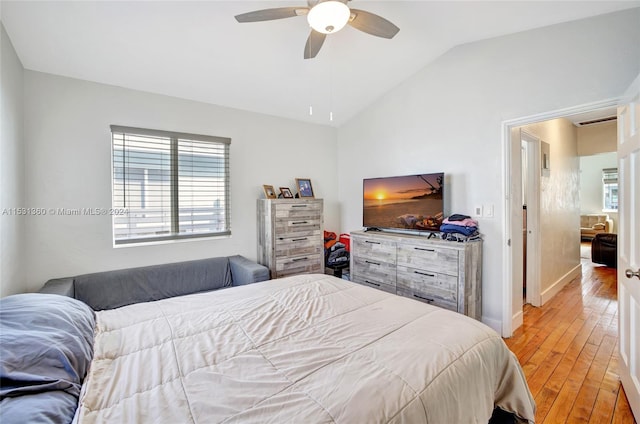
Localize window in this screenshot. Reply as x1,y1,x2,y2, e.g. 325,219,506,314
602,168,618,211
111,125,230,245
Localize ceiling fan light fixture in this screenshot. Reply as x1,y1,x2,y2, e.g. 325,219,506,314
307,1,350,34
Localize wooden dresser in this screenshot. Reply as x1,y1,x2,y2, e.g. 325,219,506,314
350,230,482,319
257,199,324,278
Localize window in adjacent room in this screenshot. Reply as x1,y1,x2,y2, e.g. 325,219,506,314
111,125,230,245
602,167,618,212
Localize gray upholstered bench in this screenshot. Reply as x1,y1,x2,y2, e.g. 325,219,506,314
39,255,269,310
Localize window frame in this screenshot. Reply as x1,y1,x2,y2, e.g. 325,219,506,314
110,125,231,246
602,167,618,212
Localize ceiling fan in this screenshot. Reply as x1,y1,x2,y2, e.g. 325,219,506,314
235,0,400,59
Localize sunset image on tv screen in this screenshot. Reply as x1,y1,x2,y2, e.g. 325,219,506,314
363,173,444,231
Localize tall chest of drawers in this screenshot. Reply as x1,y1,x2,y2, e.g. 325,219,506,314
257,199,324,278
350,230,482,320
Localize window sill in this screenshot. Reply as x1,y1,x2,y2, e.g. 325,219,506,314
113,233,231,248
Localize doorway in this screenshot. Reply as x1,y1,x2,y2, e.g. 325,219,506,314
520,131,541,308
501,99,622,338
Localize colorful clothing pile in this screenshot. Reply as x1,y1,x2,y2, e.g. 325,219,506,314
324,231,349,267
440,214,481,242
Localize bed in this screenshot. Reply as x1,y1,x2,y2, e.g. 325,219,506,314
1,274,535,423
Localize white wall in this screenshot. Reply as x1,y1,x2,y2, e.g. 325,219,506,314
577,121,617,156
337,9,640,330
578,121,618,230
580,152,618,231
1,23,26,297
520,119,580,300
23,71,338,291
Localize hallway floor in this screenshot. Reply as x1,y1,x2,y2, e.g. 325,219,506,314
504,248,636,423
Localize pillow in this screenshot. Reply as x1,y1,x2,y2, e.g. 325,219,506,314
0,294,95,423
592,223,606,230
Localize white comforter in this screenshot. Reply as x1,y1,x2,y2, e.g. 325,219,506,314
75,274,535,423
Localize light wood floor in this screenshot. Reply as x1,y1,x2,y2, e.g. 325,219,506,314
504,243,637,424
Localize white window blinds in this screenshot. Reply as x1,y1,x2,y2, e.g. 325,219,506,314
111,125,230,245
602,167,618,211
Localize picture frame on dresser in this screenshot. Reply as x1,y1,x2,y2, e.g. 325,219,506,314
295,178,314,198
279,187,293,198
263,185,277,199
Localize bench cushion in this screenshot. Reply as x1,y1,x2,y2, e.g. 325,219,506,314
74,257,232,310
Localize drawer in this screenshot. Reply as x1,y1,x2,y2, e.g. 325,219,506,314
351,276,396,294
275,254,323,278
352,236,396,264
275,218,321,235
275,202,322,219
352,256,396,286
396,265,457,303
275,232,322,257
396,287,457,312
396,243,458,275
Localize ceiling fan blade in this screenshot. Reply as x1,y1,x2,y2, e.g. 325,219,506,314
348,9,400,39
235,7,307,23
304,30,326,59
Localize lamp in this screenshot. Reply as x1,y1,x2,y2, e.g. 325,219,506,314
307,1,350,34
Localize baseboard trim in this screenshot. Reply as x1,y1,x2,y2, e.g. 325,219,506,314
482,316,502,334
540,264,582,305
511,310,524,334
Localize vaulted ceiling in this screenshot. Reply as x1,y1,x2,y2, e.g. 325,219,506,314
2,1,637,126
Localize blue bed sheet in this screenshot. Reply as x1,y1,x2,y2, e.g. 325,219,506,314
0,293,95,423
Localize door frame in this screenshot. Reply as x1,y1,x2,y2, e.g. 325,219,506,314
501,98,622,338
521,130,542,307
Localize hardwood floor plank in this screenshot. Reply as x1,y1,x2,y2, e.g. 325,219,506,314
584,334,617,388
544,343,599,422
590,388,617,424
526,350,563,397
534,386,560,423
601,349,621,394
568,383,599,423
612,386,636,424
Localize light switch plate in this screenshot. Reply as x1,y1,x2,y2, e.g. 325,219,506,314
484,204,494,218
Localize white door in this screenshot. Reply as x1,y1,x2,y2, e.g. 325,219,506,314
617,74,640,420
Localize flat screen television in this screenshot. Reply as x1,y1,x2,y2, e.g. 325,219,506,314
363,172,444,232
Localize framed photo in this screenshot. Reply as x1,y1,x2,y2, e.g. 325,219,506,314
262,184,277,199
295,178,314,198
280,187,293,198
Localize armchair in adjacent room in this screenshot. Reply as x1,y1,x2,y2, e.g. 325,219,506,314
591,233,617,268
580,214,613,240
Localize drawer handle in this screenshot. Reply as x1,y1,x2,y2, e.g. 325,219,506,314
364,280,380,287
413,294,434,302
365,260,381,266
292,238,308,242
414,247,435,252
365,241,381,245
292,221,308,225
414,271,435,277
292,257,308,262
291,205,308,208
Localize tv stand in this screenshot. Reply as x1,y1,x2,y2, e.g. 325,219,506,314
364,227,382,232
350,230,482,320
